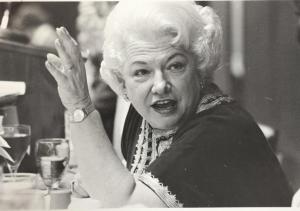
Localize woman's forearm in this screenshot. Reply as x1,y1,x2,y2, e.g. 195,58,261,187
70,110,135,207
45,27,165,207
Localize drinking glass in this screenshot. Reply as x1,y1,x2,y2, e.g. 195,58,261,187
0,124,31,177
35,138,70,196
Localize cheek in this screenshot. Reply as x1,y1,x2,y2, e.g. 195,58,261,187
174,70,200,92
125,79,150,102
175,73,201,106
125,85,139,102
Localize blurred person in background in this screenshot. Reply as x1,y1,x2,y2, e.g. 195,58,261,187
76,2,117,140
10,3,56,48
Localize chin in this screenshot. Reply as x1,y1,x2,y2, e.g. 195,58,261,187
149,117,180,130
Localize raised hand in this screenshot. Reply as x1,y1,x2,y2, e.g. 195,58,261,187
45,26,91,111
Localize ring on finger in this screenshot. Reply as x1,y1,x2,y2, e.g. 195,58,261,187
63,64,74,73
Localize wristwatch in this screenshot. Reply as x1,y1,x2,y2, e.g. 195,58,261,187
69,103,95,123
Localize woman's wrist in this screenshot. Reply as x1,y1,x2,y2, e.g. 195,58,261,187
67,100,96,123
64,95,93,112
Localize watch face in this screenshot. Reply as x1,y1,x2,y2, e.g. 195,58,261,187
73,109,85,122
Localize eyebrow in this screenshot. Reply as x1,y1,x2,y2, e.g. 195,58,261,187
129,52,186,66
131,61,148,66
166,53,186,63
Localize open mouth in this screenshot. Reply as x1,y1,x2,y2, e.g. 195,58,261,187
151,99,177,114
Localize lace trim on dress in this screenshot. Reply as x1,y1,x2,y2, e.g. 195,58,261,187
197,87,233,113
130,119,177,175
130,119,149,175
135,172,183,208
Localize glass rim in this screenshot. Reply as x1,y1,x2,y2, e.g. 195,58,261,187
0,124,31,135
1,124,31,129
36,138,68,143
2,173,36,180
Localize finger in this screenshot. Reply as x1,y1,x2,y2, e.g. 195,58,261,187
62,26,79,47
57,27,80,58
54,38,74,69
45,60,67,84
47,53,63,70
60,26,84,61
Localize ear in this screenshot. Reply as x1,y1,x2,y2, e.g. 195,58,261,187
114,71,130,101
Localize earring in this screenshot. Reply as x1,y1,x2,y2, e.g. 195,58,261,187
121,82,130,101
123,92,129,101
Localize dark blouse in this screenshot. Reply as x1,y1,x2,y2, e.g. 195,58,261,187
121,101,293,207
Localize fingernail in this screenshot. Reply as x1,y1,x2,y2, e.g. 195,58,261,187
56,27,64,34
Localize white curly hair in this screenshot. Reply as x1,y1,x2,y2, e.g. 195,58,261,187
100,1,223,97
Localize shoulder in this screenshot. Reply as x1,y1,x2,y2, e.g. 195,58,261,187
146,102,293,206
174,101,265,149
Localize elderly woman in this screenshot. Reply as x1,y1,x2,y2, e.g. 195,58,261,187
45,1,292,207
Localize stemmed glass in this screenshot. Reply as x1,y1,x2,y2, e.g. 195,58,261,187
35,138,70,196
0,124,31,178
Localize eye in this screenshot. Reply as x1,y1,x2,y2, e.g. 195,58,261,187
167,62,186,72
134,69,150,77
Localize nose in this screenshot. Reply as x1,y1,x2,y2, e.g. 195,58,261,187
151,71,171,95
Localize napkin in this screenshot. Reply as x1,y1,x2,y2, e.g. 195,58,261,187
0,136,14,163
0,115,14,162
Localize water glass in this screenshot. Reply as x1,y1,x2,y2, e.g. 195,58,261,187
35,138,70,195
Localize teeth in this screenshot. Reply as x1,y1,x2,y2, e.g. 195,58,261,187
151,99,176,113
156,100,171,105
152,100,176,108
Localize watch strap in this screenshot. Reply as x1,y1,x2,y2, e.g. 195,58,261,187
83,103,96,116
69,103,95,123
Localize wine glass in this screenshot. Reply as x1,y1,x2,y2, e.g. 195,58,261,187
35,138,70,196
0,124,31,178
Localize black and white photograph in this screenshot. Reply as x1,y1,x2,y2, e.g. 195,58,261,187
0,0,299,209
